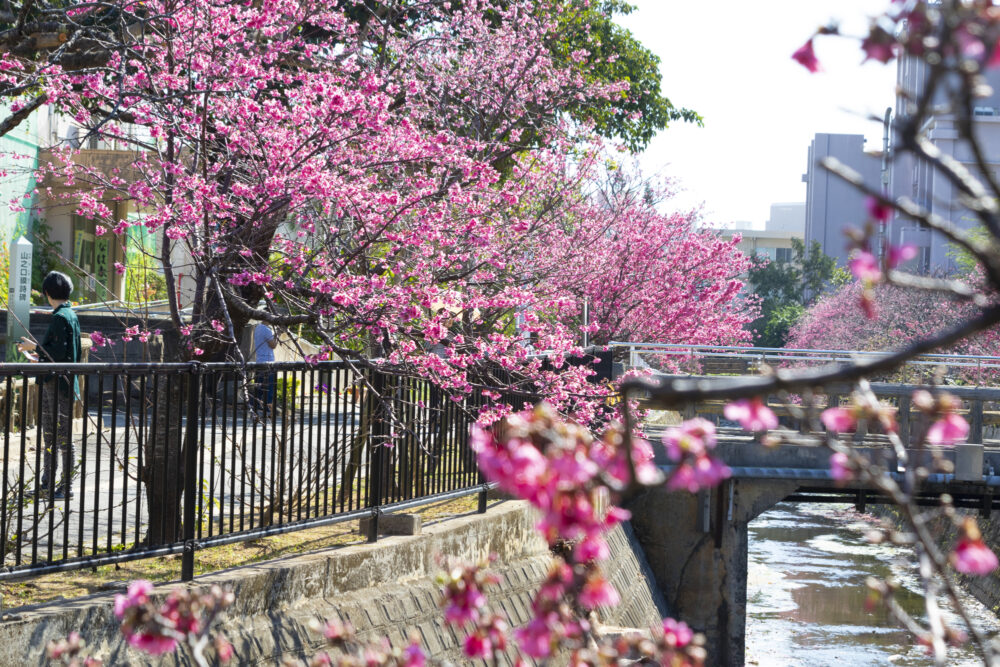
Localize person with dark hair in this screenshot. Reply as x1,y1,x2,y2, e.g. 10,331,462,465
17,271,81,500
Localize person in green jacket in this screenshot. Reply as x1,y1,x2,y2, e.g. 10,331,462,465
17,271,81,500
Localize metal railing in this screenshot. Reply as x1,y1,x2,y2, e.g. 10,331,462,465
0,361,519,582
611,342,1000,376
649,374,1000,446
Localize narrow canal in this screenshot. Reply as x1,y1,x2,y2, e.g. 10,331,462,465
745,503,1000,666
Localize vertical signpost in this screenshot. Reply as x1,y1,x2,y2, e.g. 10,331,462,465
6,236,32,361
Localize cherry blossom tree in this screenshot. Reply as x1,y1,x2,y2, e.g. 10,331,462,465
538,166,756,347
0,0,752,548
788,280,1000,382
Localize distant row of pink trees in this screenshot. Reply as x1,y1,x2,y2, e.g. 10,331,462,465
788,278,1000,382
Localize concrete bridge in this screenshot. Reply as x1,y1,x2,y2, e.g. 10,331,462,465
626,419,1000,666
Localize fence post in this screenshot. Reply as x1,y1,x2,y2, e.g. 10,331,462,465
897,394,911,447
366,371,388,543
971,399,984,444
181,363,202,582
478,485,488,514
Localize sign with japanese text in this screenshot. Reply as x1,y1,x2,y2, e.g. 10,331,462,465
6,236,32,360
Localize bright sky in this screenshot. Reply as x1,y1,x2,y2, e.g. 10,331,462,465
619,1,898,228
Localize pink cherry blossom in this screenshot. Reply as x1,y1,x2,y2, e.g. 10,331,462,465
865,196,893,222
514,617,554,658
668,454,731,493
463,633,491,659
662,618,694,649
850,251,881,282
578,574,620,609
926,412,970,446
830,452,853,482
861,30,897,64
886,243,918,269
792,39,821,72
724,397,778,432
952,520,1000,576
663,417,716,460
952,538,999,575
821,407,856,433
114,580,153,619
401,640,427,667
126,633,178,656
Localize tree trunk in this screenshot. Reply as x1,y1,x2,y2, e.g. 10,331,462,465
141,330,186,546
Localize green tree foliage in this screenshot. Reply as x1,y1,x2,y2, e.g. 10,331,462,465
552,0,701,151
747,239,838,347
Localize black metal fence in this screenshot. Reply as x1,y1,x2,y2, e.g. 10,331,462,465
0,361,525,582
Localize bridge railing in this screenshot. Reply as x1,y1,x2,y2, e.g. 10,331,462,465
646,374,1000,446
611,342,1000,383
0,361,522,583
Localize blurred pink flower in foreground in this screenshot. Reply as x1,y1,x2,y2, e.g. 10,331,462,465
725,397,778,432
952,518,999,576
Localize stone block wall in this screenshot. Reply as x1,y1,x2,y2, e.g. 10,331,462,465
0,501,669,665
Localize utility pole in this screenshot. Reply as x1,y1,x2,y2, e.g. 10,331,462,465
879,106,892,260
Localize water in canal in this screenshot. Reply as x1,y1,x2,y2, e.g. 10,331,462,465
746,503,1000,666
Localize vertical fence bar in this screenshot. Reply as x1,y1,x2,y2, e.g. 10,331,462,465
182,364,202,582
92,374,104,558
229,370,238,534
32,373,43,565
1,376,11,566
324,369,334,515
219,372,229,536
135,374,145,548
308,368,317,518
248,376,258,531
15,375,27,567
280,370,290,525
297,368,306,522
120,373,131,550
208,374,218,538
106,375,119,555
239,372,248,533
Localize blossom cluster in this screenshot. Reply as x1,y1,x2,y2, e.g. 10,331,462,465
45,632,103,667
662,418,731,493
296,618,427,667
471,402,659,562
113,580,234,661
469,402,707,663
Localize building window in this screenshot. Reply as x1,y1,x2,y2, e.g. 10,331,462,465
775,247,793,263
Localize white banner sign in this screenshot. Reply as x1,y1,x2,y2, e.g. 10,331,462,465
6,236,32,360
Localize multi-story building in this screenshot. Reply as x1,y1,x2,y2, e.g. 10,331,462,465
0,105,156,306
802,133,882,268
717,203,805,265
886,57,1000,274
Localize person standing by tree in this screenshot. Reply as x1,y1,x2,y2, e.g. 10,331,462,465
253,321,278,417
17,271,81,500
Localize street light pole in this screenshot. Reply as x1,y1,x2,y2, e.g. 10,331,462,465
879,106,892,260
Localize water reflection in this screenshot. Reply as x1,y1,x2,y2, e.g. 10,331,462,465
746,503,1000,666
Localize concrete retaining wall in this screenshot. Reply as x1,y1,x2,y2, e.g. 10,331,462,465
0,501,668,665
873,505,1000,618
